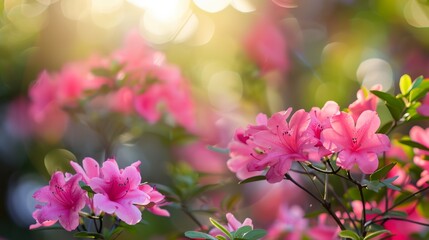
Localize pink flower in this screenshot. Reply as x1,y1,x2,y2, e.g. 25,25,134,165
348,85,381,122
29,71,57,123
209,213,253,237
417,93,429,116
139,184,170,217
410,126,429,156
244,16,289,74
309,101,340,160
88,159,150,225
409,126,429,186
30,172,86,231
134,65,196,132
308,214,340,240
266,205,308,240
321,110,390,173
246,109,317,183
70,157,100,184
112,30,161,82
227,114,268,180
109,87,135,114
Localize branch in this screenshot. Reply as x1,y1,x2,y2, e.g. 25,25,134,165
284,173,345,230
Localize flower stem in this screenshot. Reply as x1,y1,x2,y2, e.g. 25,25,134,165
347,171,366,237
284,173,345,230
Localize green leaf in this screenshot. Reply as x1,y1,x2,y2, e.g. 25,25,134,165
399,74,412,95
380,176,401,191
45,149,76,175
238,176,266,184
377,121,393,134
371,90,406,120
363,230,390,240
207,145,230,154
362,179,384,193
210,218,233,239
80,184,95,194
338,230,362,240
410,75,424,91
384,210,407,218
370,162,397,181
410,78,429,102
366,207,382,215
184,231,217,240
73,232,104,239
233,226,252,238
216,236,227,240
398,139,429,152
243,229,267,240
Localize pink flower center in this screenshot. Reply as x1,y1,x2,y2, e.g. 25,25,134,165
52,184,73,208
107,177,131,201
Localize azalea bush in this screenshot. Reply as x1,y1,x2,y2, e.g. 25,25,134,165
5,1,429,240
185,75,429,240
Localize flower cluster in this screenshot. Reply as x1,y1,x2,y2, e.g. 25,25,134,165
228,92,391,183
30,158,169,232
22,31,196,142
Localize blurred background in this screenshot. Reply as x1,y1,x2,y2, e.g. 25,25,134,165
2,0,429,239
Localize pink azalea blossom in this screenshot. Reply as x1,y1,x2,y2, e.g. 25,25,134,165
227,114,268,180
88,159,150,225
409,126,429,186
266,205,308,240
307,214,340,240
70,157,100,184
109,87,135,114
321,110,390,174
417,93,429,116
134,65,196,132
309,101,340,160
348,85,381,122
30,172,86,231
246,109,317,183
139,184,170,217
410,126,429,156
244,15,289,74
209,213,253,237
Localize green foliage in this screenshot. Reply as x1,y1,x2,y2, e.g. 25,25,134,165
238,176,267,184
210,218,233,239
399,74,412,95
371,90,405,121
362,176,400,193
184,219,267,240
338,230,362,240
74,232,104,239
398,138,429,152
363,230,390,240
185,231,217,240
370,162,396,181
